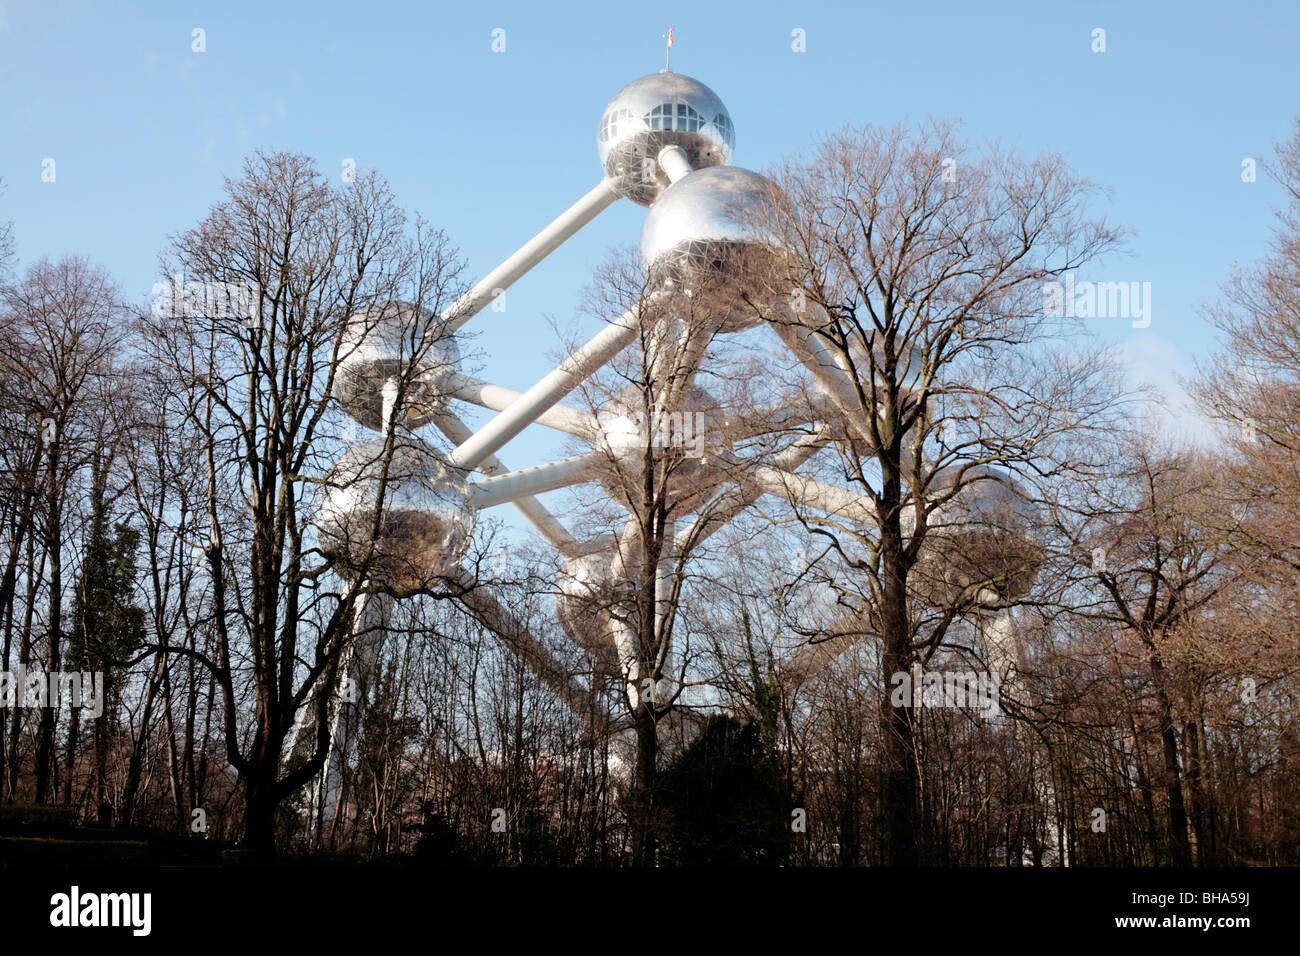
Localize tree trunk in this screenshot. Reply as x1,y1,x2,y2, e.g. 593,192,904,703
879,533,920,866
62,708,80,805
1147,655,1192,866
880,645,920,866
162,654,185,831
35,492,62,804
242,761,279,855
121,659,162,826
1188,716,1219,865
630,703,658,866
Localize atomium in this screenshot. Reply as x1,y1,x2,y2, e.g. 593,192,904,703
300,63,1041,706
295,60,1045,832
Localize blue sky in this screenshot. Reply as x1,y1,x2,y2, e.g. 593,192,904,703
2,0,1298,525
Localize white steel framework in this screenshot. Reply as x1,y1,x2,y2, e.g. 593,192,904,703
289,66,1044,841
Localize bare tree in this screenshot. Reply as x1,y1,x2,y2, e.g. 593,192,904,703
558,248,778,863
0,178,14,280
1194,115,1300,572
1040,432,1249,863
754,120,1127,864
0,256,128,805
138,150,466,852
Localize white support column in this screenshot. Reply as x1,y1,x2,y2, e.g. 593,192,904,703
770,304,929,472
442,178,620,333
431,411,582,557
446,373,596,437
300,588,385,839
574,532,620,557
610,616,642,710
380,378,400,435
665,318,713,397
657,145,694,184
310,647,350,837
613,514,643,582
469,452,604,509
652,519,677,690
973,601,1062,863
976,596,1021,687
449,299,664,471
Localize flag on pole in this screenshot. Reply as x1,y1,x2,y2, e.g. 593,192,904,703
667,28,674,48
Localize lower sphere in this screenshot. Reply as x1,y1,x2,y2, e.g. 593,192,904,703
316,433,474,590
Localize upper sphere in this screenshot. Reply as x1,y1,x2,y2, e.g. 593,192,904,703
597,71,735,206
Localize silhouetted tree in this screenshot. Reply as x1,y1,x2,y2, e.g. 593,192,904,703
658,713,791,865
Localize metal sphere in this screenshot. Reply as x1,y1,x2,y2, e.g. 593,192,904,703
810,340,926,445
555,551,634,672
333,302,460,432
936,466,1037,531
909,466,1041,605
597,71,735,206
822,339,924,390
589,385,732,505
316,433,474,590
640,166,788,333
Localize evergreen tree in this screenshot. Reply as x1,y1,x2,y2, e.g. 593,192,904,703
658,713,792,866
67,456,145,817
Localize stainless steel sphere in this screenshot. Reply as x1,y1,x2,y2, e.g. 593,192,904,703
555,551,634,672
908,465,1041,605
640,166,788,333
831,339,924,388
937,466,1037,531
811,339,926,445
589,385,732,505
597,71,734,206
333,302,460,432
316,433,474,590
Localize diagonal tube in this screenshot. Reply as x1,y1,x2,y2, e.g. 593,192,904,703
750,465,876,524
450,566,601,725
447,373,596,437
449,298,665,471
432,410,582,557
442,178,619,333
469,452,604,509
